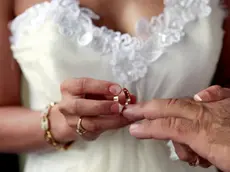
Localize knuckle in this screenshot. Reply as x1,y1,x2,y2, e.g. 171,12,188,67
202,90,212,100
145,120,152,129
166,98,192,111
164,117,184,137
142,120,152,132
61,77,91,95
93,101,112,115
60,80,69,93
196,105,212,129
100,102,113,114
167,98,180,106
211,102,230,127
70,99,81,115
167,117,177,130
168,98,198,115
58,98,82,116
58,101,67,115
92,102,103,112
76,77,89,93
66,116,76,128
86,120,101,133
61,99,81,115
212,85,222,97
211,85,222,91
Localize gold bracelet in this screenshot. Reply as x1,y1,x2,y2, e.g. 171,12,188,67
41,102,74,150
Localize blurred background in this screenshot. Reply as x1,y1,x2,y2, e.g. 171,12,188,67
0,154,20,171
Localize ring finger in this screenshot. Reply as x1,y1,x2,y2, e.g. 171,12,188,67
67,115,131,139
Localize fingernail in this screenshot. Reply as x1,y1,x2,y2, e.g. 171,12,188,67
130,124,140,132
110,103,120,114
122,105,135,114
194,94,202,101
119,104,124,113
109,85,122,95
122,110,131,119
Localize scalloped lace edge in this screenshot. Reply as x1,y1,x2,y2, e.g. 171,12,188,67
10,0,212,83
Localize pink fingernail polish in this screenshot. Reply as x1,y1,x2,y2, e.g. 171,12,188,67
109,85,122,95
130,124,140,132
194,94,202,101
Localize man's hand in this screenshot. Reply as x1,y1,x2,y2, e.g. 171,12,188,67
173,85,230,167
123,86,230,172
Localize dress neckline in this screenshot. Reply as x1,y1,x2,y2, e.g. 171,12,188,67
10,0,212,84
13,0,166,43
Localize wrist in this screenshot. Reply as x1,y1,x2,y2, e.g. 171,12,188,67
41,102,76,150
50,104,77,142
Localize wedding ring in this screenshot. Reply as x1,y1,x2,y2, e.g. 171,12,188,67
76,117,87,136
113,88,132,114
113,88,131,105
123,88,131,106
189,156,200,167
120,88,131,114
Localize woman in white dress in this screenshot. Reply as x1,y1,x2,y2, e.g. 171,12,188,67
0,0,228,171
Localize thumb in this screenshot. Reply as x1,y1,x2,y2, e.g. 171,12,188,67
194,85,230,102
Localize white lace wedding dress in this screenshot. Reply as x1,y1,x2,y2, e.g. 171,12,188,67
10,0,225,171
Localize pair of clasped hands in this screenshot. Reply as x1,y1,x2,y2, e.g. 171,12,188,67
53,78,230,172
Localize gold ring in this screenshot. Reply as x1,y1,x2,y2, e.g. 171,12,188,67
123,88,131,106
119,88,131,114
113,96,119,102
189,156,200,167
113,88,131,115
76,117,87,136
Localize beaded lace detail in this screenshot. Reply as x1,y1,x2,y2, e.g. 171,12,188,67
10,0,212,83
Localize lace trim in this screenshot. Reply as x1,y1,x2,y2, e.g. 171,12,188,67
10,0,212,84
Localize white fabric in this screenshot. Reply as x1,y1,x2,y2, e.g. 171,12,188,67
10,0,225,171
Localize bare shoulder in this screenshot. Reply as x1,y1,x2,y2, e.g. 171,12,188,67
0,0,21,105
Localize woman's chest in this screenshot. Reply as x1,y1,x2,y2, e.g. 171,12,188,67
14,0,164,36
11,0,226,99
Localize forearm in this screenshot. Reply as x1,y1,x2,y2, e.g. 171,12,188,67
0,106,51,153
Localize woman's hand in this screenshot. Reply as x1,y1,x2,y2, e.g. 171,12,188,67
123,86,230,172
53,77,135,142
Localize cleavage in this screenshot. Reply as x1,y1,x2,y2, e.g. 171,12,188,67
80,0,164,36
